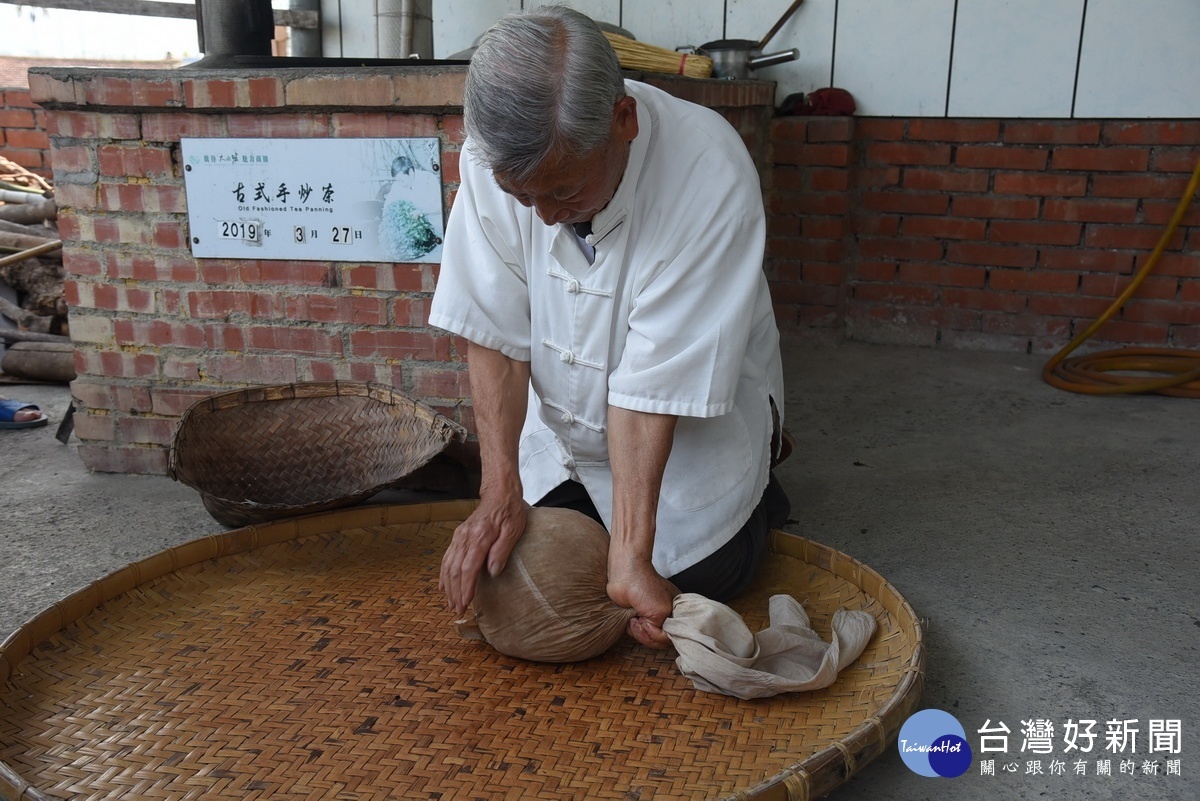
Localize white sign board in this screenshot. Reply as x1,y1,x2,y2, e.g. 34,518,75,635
181,138,444,263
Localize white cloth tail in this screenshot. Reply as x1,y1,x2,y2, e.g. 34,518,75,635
662,593,877,700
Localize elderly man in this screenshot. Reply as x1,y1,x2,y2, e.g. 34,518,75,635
429,5,787,650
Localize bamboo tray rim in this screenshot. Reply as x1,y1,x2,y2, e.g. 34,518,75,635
0,501,925,801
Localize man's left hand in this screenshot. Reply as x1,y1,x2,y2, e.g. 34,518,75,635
608,558,677,650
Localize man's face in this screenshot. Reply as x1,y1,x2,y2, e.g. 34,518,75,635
493,96,638,227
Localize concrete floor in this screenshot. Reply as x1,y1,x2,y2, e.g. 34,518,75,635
1,340,1196,800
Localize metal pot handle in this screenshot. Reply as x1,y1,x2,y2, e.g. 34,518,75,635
748,48,800,71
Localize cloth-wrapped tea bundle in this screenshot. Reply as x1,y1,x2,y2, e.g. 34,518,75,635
457,506,636,663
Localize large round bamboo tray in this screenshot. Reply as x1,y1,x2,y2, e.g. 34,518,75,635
167,381,467,528
0,502,924,800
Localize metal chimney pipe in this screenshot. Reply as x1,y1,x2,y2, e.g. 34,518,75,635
290,0,322,57
194,0,275,59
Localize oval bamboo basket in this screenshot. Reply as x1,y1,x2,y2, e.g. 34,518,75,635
167,381,467,527
0,502,924,800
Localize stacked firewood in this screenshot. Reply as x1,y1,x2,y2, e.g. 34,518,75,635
0,156,71,383
0,155,64,338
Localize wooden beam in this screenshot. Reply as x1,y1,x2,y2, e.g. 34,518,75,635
0,0,318,29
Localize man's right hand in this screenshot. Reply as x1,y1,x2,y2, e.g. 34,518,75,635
440,494,529,615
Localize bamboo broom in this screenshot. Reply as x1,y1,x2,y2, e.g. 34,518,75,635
603,32,713,79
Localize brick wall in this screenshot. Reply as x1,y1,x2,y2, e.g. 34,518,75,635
768,117,1200,352
28,67,773,475
0,86,51,175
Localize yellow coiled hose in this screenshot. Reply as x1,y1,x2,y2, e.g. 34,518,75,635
1042,156,1200,397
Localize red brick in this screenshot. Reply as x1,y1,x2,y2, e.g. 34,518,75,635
906,119,1000,142
1004,122,1101,145
153,222,187,250
852,284,939,305
349,330,449,360
773,142,851,167
801,264,845,285
1091,174,1193,199
1143,252,1200,278
440,114,466,144
865,142,952,166
149,389,213,417
855,216,901,237
857,166,903,190
227,113,331,138
440,149,460,184
1039,248,1136,273
989,269,1078,294
994,172,1087,197
1084,225,1185,251
810,168,851,192
239,261,335,287
341,264,430,292
392,297,429,327
84,76,182,107
903,216,987,241
249,325,343,355
991,220,1082,246
97,144,175,178
802,218,847,240
1027,295,1122,319
943,287,1028,313
204,324,246,351
2,150,43,169
141,112,230,140
768,236,845,262
858,237,944,262
770,191,850,216
897,263,986,287
1051,147,1150,172
114,319,207,348
248,77,285,107
956,145,1047,170
1080,275,1177,300
804,117,855,143
951,196,1040,220
63,250,103,277
1088,320,1169,345
92,284,155,314
946,242,1038,268
73,413,117,442
1152,149,1200,173
768,281,837,306
332,112,439,138
205,354,298,384
119,416,177,446
0,108,35,128
85,349,161,379
2,89,36,108
188,290,282,319
55,183,98,210
49,144,94,174
99,183,187,213
903,168,989,193
285,294,388,326
857,119,905,140
856,262,897,282
1044,199,1138,224
5,129,49,150
77,444,169,476
46,110,141,139
861,192,950,216
980,312,1070,338
1102,121,1200,146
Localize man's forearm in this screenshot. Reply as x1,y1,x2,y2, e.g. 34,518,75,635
468,344,530,500
607,406,677,568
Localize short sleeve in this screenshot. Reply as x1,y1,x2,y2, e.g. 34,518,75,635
607,185,767,419
428,142,533,361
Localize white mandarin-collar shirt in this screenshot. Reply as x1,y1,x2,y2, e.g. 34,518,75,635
429,80,784,577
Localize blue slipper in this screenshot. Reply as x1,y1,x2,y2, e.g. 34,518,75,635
0,399,49,430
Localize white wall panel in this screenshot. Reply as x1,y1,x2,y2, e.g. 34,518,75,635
433,0,519,59
1074,0,1200,118
621,0,725,54
528,1,625,30
948,0,1082,118
833,0,956,116
728,0,838,104
321,0,381,57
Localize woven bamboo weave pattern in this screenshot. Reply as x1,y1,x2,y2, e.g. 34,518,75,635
0,503,923,800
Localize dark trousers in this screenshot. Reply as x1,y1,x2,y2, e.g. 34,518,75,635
535,473,790,603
